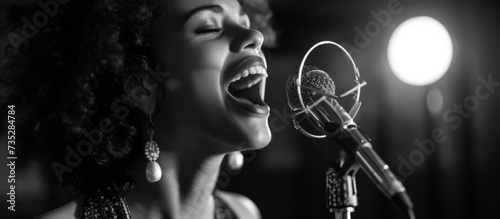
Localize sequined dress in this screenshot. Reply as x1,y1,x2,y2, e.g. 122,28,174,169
81,186,237,219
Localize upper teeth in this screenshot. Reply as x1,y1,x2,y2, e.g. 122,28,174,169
231,66,268,83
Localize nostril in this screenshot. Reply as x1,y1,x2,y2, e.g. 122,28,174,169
244,42,258,50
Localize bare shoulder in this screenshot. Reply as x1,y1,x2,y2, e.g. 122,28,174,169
216,190,261,219
35,198,79,219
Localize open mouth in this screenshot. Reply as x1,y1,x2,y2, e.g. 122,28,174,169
228,65,269,114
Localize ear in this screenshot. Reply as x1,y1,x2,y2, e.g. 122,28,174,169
122,74,161,115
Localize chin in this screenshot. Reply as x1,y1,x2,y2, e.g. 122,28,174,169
239,120,272,150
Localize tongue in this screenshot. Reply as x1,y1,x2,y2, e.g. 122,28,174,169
231,82,264,105
233,96,269,114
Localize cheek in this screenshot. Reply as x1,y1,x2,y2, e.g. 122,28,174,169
159,42,231,122
178,43,228,103
180,41,228,69
159,35,228,72
161,41,228,90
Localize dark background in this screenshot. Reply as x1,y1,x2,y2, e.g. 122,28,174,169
226,0,500,219
1,0,500,218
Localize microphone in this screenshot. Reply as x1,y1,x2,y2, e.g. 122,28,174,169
286,66,415,218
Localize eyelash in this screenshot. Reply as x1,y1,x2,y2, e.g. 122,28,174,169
195,26,222,34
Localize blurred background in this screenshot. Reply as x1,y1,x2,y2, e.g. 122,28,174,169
1,0,500,218
226,0,500,219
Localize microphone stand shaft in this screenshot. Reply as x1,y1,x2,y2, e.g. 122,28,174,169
334,209,353,219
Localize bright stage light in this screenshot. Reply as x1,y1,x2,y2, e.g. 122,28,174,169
388,16,453,86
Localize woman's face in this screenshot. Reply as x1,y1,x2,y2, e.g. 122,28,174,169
155,0,271,151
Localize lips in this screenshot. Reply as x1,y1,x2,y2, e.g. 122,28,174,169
227,57,269,115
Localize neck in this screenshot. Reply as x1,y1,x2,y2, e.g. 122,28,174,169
127,127,226,219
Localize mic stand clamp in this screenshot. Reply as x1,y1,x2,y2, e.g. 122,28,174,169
326,156,360,219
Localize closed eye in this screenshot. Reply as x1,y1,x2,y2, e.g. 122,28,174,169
195,26,222,34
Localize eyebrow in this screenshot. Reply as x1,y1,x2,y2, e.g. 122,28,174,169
184,5,224,23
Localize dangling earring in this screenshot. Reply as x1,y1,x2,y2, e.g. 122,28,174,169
145,111,162,182
227,152,244,170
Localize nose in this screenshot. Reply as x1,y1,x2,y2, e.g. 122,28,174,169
230,26,264,53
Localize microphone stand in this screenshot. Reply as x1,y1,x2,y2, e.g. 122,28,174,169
326,151,360,219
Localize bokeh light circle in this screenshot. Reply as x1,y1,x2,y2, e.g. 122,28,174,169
388,16,453,86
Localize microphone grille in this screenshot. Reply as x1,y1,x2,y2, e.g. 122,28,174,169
286,66,335,110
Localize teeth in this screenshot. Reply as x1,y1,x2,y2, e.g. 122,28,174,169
251,66,268,77
249,67,256,74
231,75,241,82
246,77,263,88
231,65,268,82
258,66,265,74
242,70,249,78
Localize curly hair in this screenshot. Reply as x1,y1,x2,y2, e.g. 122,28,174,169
0,0,276,194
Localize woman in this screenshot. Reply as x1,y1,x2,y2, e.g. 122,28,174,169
1,0,276,218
